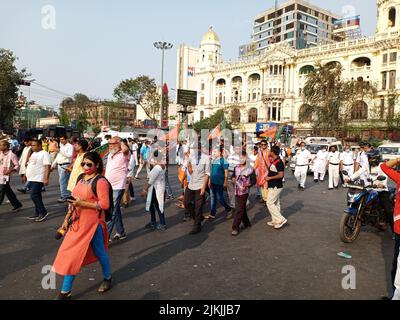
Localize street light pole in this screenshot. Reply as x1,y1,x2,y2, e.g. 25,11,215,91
154,41,173,128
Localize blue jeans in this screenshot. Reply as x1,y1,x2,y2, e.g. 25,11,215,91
28,182,47,215
58,166,71,199
61,224,111,293
210,183,231,217
107,189,125,236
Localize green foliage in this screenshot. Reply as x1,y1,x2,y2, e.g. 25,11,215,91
58,108,70,126
192,109,232,133
0,49,30,129
301,63,378,133
113,75,160,121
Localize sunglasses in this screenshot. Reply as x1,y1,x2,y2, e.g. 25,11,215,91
81,162,94,168
261,144,267,146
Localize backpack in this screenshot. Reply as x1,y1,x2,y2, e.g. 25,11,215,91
76,174,114,222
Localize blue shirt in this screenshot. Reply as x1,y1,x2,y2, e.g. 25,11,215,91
141,145,150,161
211,157,229,185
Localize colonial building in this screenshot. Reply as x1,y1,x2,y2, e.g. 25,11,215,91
176,0,400,136
64,102,136,128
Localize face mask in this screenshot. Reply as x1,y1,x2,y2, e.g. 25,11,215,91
83,166,96,175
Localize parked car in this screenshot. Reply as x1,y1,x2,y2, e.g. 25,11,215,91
378,143,400,161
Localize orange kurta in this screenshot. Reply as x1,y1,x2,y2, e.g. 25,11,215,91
52,178,110,276
254,149,271,187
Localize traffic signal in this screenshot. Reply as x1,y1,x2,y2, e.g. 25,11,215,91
17,80,31,86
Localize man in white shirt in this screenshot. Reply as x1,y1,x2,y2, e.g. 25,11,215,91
182,144,210,235
354,143,372,186
17,138,32,194
341,145,355,177
0,140,22,211
227,145,242,209
26,139,51,222
52,136,73,203
294,142,311,191
131,139,139,166
313,147,328,182
327,146,341,190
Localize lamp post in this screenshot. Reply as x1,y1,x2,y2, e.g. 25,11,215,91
154,41,173,128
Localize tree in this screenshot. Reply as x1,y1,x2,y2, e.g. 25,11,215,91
76,111,89,132
0,49,30,129
113,75,160,121
192,109,232,133
302,63,378,135
58,108,70,126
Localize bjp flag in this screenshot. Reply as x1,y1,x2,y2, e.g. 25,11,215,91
260,123,278,139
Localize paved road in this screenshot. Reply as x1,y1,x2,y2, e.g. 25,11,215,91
0,167,395,300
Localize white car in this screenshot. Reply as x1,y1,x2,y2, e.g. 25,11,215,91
378,143,400,161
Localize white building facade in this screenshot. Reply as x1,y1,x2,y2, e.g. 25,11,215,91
176,0,400,135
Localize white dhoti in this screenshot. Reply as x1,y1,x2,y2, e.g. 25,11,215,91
294,165,308,188
313,160,327,181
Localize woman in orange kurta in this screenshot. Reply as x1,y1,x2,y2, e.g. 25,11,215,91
52,152,112,300
254,140,271,203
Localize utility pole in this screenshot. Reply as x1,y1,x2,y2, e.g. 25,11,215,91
154,41,173,128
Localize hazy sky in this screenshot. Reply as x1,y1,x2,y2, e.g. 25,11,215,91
1,0,377,109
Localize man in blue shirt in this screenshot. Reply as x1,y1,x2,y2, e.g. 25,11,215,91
205,147,232,219
135,140,151,179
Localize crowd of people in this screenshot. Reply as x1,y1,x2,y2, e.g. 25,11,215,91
1,131,400,300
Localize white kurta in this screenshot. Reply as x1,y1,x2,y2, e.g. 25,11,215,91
18,146,31,175
146,164,166,213
314,150,328,174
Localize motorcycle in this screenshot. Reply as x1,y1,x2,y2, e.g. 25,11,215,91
339,171,396,243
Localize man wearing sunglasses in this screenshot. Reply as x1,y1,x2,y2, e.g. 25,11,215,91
105,137,130,242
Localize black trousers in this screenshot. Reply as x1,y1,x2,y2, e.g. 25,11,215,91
379,191,394,233
183,188,205,229
232,194,251,231
0,182,22,209
392,234,400,296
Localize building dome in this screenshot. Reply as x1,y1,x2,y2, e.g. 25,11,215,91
201,26,220,45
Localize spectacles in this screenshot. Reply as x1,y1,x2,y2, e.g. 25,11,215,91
81,162,94,168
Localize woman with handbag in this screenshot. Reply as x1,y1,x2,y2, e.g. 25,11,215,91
52,152,112,300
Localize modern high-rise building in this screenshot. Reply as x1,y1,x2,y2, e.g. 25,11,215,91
239,0,343,59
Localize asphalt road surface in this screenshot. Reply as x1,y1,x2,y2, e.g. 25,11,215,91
0,167,395,300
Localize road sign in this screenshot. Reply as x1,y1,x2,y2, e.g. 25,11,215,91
177,89,197,106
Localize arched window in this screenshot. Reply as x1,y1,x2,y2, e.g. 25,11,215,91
299,65,315,75
326,61,342,70
248,108,258,123
298,104,313,123
231,109,241,124
351,101,368,120
200,111,205,121
389,7,396,27
216,79,226,87
351,57,371,68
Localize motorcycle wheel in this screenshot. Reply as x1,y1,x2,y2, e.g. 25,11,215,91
339,213,361,243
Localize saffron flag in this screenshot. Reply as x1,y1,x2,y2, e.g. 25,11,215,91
208,120,227,140
94,143,110,169
161,122,181,142
260,123,278,139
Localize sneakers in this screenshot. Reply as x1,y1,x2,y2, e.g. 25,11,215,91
98,277,112,294
57,198,67,204
267,221,276,227
115,233,127,241
28,214,39,220
231,230,239,236
205,215,216,220
156,224,167,231
274,219,288,230
35,212,49,222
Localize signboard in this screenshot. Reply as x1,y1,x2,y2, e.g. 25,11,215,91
177,89,197,106
144,119,157,129
256,122,278,134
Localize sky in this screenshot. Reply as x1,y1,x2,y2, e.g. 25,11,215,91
0,0,377,110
